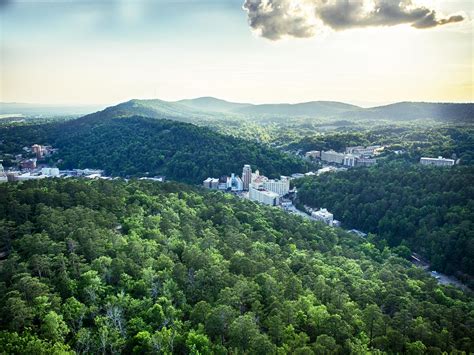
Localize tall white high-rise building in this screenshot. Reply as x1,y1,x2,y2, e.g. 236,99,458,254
242,164,252,190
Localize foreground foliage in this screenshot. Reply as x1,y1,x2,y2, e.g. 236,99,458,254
0,179,473,354
295,162,474,283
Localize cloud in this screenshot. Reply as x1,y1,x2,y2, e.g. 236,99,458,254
243,0,465,40
243,0,316,40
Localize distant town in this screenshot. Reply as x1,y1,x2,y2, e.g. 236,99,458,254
1,143,456,229
201,144,456,223
0,142,465,289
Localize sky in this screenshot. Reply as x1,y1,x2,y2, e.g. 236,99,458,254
0,0,473,107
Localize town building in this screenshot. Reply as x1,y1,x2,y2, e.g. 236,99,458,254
7,172,45,182
227,173,243,191
356,158,377,167
74,169,104,176
346,145,384,157
139,176,165,182
203,177,219,189
262,176,290,196
20,158,37,170
311,208,334,226
31,144,55,159
242,164,252,190
343,154,357,167
305,150,320,160
420,156,455,167
250,169,268,188
321,150,345,164
249,187,280,206
32,144,45,159
291,173,305,179
349,229,367,238
41,167,60,177
0,164,6,183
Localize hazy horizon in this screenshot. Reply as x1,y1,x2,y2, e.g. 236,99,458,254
1,95,473,111
1,0,473,106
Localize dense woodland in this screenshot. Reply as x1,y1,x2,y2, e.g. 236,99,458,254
0,179,473,354
295,162,474,283
0,116,309,182
283,126,474,165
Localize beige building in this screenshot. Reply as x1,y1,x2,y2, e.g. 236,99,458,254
203,177,219,189
305,150,321,159
420,157,455,167
249,187,280,206
321,150,345,164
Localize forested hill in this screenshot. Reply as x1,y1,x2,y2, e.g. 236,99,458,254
65,98,474,126
0,115,308,182
294,162,474,282
345,102,474,122
0,179,473,353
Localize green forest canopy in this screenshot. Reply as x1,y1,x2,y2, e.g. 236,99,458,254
294,162,474,283
0,116,309,183
0,179,473,354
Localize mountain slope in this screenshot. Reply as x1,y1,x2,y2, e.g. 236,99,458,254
347,102,474,122
3,99,473,124
97,99,218,122
295,161,474,280
233,101,361,117
176,96,251,112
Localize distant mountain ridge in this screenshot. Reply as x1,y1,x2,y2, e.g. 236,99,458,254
92,97,474,123
350,102,474,121
3,98,473,123
233,100,360,116
176,96,251,112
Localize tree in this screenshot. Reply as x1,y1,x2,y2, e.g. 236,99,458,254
363,304,383,348
186,328,212,355
406,340,427,355
40,311,69,343
228,314,260,352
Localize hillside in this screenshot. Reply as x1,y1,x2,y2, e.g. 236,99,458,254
294,162,474,281
346,102,474,122
176,97,251,112
234,101,360,117
0,115,308,182
0,178,472,353
80,98,474,128
96,99,218,123
3,99,473,124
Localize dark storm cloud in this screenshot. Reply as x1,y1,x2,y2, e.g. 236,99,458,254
243,0,465,40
